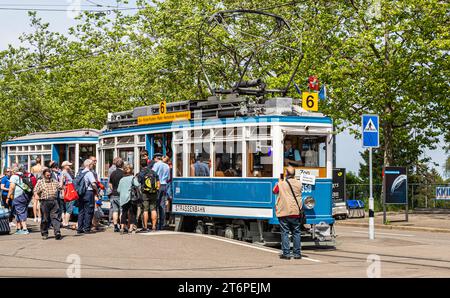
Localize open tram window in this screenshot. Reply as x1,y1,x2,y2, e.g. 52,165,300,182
118,148,134,166
247,140,273,177
283,134,327,177
189,142,211,177
174,143,183,177
103,149,114,178
79,144,95,162
214,140,242,177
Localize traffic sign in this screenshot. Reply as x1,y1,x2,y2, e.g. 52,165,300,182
362,114,379,148
302,92,319,111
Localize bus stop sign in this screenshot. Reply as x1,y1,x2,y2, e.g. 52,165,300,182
362,114,379,148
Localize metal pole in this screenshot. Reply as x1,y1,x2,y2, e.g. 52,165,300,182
369,148,375,240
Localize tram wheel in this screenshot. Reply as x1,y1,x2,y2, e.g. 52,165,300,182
195,222,205,234
224,226,235,239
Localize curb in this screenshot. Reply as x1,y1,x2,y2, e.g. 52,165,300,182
335,221,450,233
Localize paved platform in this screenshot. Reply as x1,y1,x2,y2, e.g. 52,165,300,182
0,220,449,278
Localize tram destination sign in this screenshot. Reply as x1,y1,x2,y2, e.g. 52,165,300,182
138,111,191,125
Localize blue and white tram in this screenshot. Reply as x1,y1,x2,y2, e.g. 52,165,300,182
100,97,336,246
1,129,100,172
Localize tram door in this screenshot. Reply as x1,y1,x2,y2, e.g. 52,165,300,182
150,133,173,159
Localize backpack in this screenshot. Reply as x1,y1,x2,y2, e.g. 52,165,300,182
74,171,89,198
141,167,159,194
18,173,35,200
130,176,143,205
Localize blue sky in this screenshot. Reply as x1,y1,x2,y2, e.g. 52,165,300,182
0,1,447,177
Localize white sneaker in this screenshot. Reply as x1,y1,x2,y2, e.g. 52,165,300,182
33,218,37,222
38,218,41,223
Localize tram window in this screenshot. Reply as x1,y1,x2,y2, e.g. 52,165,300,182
118,148,134,166
174,131,183,141
214,127,242,138
103,137,115,146
10,146,16,152
165,133,173,158
249,126,271,138
153,134,164,155
68,145,75,165
18,155,28,169
79,144,95,164
103,149,114,177
189,143,211,177
43,154,51,167
117,136,134,144
214,140,242,177
175,143,183,177
283,135,327,168
43,145,51,151
190,129,210,140
247,140,273,177
30,154,39,163
138,135,146,144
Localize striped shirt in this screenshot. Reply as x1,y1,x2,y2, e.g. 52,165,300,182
34,179,61,200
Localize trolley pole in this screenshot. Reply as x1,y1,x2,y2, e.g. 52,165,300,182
369,147,375,240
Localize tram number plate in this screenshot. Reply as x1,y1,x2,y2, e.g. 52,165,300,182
301,174,316,185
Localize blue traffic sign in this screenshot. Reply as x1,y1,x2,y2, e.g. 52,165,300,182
362,114,379,148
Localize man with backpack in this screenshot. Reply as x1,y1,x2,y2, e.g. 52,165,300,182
137,158,159,232
7,165,32,235
75,159,98,235
152,153,170,231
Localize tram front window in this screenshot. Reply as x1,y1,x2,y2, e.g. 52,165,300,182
283,135,327,176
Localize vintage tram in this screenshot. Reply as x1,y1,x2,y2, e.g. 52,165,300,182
100,97,335,246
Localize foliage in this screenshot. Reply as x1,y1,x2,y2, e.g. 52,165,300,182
0,0,447,178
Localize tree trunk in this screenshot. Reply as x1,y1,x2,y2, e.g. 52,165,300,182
383,118,393,167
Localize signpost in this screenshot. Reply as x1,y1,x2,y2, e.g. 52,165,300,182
362,114,379,240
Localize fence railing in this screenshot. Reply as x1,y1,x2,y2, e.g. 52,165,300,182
346,183,450,211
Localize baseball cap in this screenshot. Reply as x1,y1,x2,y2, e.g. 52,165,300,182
61,161,73,167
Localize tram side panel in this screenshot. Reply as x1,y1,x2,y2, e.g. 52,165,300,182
172,177,335,246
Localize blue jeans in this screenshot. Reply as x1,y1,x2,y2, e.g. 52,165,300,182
279,217,301,257
77,191,94,232
157,185,167,230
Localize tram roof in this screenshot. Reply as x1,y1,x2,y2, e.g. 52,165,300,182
2,129,100,146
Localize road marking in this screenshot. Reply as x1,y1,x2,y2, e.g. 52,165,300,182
351,230,414,237
140,231,321,263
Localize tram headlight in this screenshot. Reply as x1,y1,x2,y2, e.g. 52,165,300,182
304,196,315,210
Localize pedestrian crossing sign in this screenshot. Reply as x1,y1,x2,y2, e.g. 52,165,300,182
362,114,379,148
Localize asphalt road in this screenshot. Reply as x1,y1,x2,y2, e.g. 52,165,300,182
0,223,449,278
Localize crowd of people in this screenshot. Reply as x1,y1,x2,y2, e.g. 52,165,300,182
0,150,173,240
